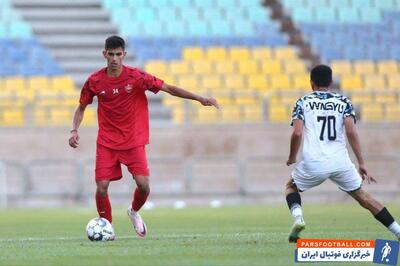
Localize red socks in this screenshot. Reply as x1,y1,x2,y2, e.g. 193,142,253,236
96,192,112,223
132,188,149,212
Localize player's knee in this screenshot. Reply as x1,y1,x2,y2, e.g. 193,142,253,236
137,183,150,195
285,179,298,192
96,183,109,196
136,177,150,194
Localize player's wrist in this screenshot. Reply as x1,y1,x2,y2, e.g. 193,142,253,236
70,129,78,133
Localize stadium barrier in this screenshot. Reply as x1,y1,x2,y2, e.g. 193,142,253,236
0,154,399,207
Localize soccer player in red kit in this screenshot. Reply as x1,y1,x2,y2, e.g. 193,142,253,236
68,36,219,238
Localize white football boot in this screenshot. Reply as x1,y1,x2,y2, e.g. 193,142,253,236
288,217,306,243
127,207,147,237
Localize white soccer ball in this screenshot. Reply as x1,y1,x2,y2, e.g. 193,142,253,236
86,217,114,241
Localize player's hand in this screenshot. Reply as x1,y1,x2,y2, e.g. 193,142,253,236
69,131,80,148
359,164,377,184
286,157,296,166
199,97,219,109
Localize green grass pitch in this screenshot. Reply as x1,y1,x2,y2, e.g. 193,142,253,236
0,203,398,266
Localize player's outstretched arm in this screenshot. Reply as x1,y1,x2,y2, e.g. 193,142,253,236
68,104,87,148
287,119,303,166
344,117,376,183
160,83,219,109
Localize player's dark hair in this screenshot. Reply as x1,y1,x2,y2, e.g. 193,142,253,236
105,35,125,50
310,64,332,87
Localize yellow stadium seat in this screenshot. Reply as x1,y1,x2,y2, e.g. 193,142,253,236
353,60,376,75
201,75,222,89
5,77,26,91
386,75,400,90
293,74,310,90
351,94,373,105
283,60,307,75
214,61,236,74
216,95,233,105
33,108,48,126
158,74,176,84
237,60,260,75
271,93,300,105
361,105,384,122
270,75,292,90
191,60,213,75
29,76,50,91
375,94,397,104
363,75,386,90
377,60,398,75
224,75,246,90
247,74,269,90
182,47,205,61
51,76,76,91
177,75,200,89
331,60,353,76
268,104,291,123
243,105,263,122
1,109,25,127
260,59,282,75
385,104,400,121
35,90,62,107
221,105,242,122
274,47,297,59
235,95,259,105
251,47,272,60
163,96,184,107
340,75,363,91
229,47,250,60
169,61,190,75
206,47,227,60
50,108,73,126
194,107,219,123
171,107,185,124
145,60,168,76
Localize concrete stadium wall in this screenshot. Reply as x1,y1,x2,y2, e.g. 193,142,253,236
0,123,399,207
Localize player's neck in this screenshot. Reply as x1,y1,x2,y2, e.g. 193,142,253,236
313,87,329,92
106,66,123,78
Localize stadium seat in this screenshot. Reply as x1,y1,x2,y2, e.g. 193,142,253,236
341,75,363,90
353,61,376,75
191,60,213,75
361,105,384,122
385,104,400,121
268,103,290,122
221,105,241,122
363,75,387,90
224,75,246,90
243,104,264,122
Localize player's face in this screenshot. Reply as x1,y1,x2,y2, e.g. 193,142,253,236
103,47,126,71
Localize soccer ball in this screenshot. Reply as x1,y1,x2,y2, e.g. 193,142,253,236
86,217,114,241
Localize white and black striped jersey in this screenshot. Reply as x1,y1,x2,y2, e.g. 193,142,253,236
291,91,356,173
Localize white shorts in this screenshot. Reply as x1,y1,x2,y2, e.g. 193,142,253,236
291,162,362,192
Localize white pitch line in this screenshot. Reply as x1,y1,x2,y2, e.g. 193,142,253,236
0,233,268,243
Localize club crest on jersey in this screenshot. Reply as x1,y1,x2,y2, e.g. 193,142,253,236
124,84,133,93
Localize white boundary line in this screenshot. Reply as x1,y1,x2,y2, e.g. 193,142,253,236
0,232,268,242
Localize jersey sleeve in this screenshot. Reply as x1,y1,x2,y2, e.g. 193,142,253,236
79,78,95,105
137,69,164,94
343,98,356,123
291,98,305,125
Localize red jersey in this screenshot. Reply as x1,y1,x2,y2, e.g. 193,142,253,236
79,65,164,150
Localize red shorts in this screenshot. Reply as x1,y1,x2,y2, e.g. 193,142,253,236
95,144,149,181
